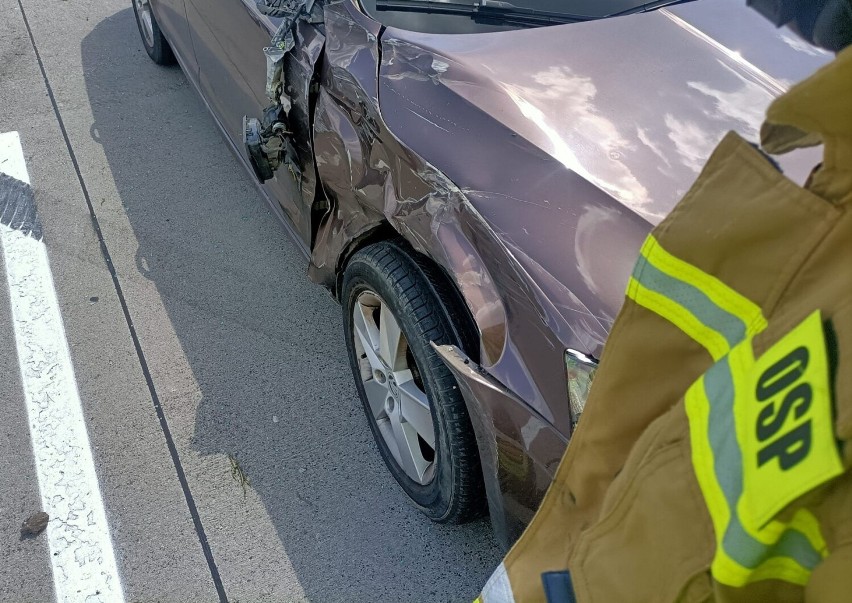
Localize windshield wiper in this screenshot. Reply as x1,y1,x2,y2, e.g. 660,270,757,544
606,0,696,17
375,0,697,27
374,0,593,27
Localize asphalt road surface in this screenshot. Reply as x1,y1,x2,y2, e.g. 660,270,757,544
0,0,502,600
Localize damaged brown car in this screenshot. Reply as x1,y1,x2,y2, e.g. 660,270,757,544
133,0,829,547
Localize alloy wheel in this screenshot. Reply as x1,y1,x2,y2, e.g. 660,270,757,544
351,291,436,485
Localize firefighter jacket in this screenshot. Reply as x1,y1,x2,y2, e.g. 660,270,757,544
479,46,852,603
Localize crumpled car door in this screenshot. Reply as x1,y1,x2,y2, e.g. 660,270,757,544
310,2,384,269
183,0,324,243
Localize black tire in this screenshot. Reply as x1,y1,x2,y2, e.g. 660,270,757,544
342,241,485,523
132,0,176,66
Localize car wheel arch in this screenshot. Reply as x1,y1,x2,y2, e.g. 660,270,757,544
334,227,481,365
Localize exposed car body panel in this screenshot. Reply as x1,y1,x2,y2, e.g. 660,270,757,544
146,0,830,549
435,342,567,547
309,3,385,282
183,0,324,241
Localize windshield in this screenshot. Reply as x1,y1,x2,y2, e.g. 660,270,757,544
360,0,687,33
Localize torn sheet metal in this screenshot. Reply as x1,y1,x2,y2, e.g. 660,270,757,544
259,0,324,105
433,343,567,550
243,0,326,183
283,20,326,220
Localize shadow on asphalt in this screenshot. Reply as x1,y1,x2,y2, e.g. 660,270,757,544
81,9,501,602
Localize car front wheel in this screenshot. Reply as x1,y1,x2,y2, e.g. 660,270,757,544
342,241,484,523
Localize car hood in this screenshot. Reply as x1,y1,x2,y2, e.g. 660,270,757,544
379,0,830,344
385,0,829,223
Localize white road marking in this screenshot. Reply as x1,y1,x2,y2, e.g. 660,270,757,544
0,131,125,603
0,133,31,183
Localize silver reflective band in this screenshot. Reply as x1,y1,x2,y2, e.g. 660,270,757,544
481,561,517,603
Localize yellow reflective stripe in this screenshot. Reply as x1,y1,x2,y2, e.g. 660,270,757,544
685,374,731,548
736,510,830,586
788,509,829,558
685,312,839,588
687,354,819,587
713,512,826,586
628,235,767,359
639,236,767,336
628,276,731,360
730,538,811,586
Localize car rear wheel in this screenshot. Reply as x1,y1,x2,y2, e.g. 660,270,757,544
342,241,484,523
132,0,176,66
